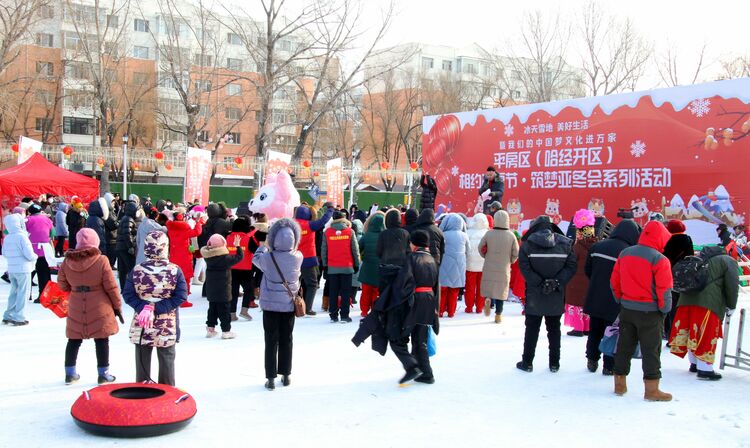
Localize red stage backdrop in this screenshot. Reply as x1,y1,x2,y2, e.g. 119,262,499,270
422,78,750,244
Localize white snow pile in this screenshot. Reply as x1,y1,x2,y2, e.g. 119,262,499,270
0,256,748,447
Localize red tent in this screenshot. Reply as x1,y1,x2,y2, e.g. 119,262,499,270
0,153,99,208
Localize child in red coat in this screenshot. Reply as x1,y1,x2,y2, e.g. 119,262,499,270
166,210,203,307
227,216,256,320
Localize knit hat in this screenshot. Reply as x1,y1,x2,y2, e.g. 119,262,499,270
489,201,502,211
76,228,100,250
27,204,42,215
207,234,227,248
573,209,595,228
666,219,686,234
410,229,429,248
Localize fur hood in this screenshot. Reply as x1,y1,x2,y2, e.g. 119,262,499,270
267,217,301,252
63,247,103,271
200,245,230,258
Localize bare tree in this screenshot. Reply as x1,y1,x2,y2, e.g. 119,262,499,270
291,0,409,162
503,10,582,103
656,41,709,87
578,0,651,95
718,55,750,80
0,0,52,80
218,0,322,181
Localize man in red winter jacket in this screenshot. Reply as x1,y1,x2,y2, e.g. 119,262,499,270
610,220,673,402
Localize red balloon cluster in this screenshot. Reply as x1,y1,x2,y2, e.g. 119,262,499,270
62,146,74,156
423,115,461,194
302,159,312,168
234,156,243,167
380,161,390,170
409,161,419,171
154,150,165,161
11,143,19,153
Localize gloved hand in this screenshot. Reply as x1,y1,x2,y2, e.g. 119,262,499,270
542,279,560,295
726,307,735,317
114,309,125,324
137,304,155,329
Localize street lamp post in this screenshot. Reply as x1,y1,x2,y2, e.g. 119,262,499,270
122,135,129,199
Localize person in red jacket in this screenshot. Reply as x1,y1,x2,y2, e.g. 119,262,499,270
166,210,203,308
295,203,334,315
227,216,256,321
610,220,673,401
321,211,361,323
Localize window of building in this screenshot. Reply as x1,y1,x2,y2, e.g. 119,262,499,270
134,18,149,32
157,125,186,142
194,53,213,67
512,90,521,99
466,63,476,74
133,46,150,59
271,109,287,124
36,61,54,76
64,89,90,108
226,58,243,71
226,83,241,96
65,62,91,80
159,98,185,116
278,39,292,51
225,107,241,120
421,57,433,70
133,72,149,85
194,79,212,92
63,117,95,135
106,14,118,27
197,130,210,142
39,5,55,19
36,33,54,48
35,117,53,132
36,90,54,105
64,32,82,50
198,105,209,118
225,132,240,144
227,32,241,45
441,60,452,71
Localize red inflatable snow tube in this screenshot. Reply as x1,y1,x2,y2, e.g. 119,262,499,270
71,383,197,438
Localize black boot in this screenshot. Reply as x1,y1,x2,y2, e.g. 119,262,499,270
689,363,697,373
281,375,291,386
516,361,533,372
1,272,9,283
265,378,276,390
587,359,598,373
399,367,423,384
549,364,560,373
697,370,722,381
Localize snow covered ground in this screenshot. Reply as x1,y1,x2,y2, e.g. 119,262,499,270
1,256,749,448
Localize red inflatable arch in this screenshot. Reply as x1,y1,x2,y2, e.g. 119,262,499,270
71,383,197,438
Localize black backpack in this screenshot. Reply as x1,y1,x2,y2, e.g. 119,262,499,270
672,253,719,293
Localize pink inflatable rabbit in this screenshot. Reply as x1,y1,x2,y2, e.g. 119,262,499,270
249,170,301,220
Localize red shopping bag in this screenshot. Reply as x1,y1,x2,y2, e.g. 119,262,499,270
40,281,70,318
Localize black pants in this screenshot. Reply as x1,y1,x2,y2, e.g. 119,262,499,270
328,273,353,319
390,325,433,379
106,243,117,269
65,338,109,368
614,307,664,380
135,345,176,386
586,316,615,369
35,257,51,299
664,292,680,339
493,299,504,315
117,252,135,289
299,266,319,311
522,314,561,366
263,311,295,379
55,236,67,258
206,301,232,332
231,269,254,312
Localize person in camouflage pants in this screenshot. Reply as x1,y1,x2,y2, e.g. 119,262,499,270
122,231,188,385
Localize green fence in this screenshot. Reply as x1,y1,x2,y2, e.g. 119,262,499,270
107,183,420,210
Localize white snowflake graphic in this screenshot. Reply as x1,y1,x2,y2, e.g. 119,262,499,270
630,140,646,158
504,124,514,137
688,98,711,117
450,165,459,176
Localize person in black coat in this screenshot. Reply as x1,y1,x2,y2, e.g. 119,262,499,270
716,223,731,247
517,216,577,373
115,201,140,288
479,166,504,215
419,174,437,212
662,219,694,338
200,234,243,338
376,209,411,292
404,208,419,233
66,202,86,250
378,230,439,384
198,203,231,248
583,219,641,375
412,208,445,265
84,198,110,256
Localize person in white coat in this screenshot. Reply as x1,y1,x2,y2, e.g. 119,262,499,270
2,213,37,325
465,213,489,313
